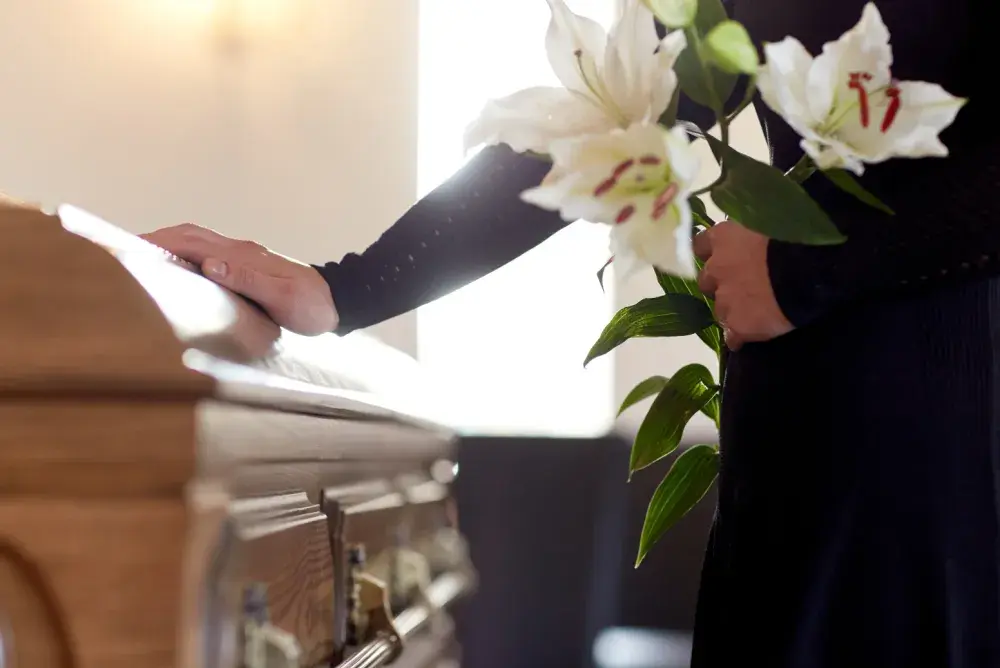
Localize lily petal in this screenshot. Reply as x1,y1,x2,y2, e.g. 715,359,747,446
648,31,689,122
855,81,966,163
825,2,893,89
607,234,645,281
612,197,695,278
758,37,817,131
463,87,613,154
800,136,866,175
603,1,660,116
545,0,608,99
664,125,700,189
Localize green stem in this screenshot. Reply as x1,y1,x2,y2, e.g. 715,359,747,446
687,29,725,119
725,78,757,124
686,28,735,199
714,326,727,432
716,325,727,384
785,154,817,183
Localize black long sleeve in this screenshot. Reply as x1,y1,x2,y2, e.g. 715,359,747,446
752,0,991,326
315,145,566,334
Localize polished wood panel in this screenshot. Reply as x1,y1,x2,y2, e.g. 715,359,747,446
0,540,75,668
0,400,197,497
0,497,188,668
232,492,336,666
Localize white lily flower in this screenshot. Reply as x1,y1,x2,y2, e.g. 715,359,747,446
463,0,688,155
521,123,701,278
757,2,966,175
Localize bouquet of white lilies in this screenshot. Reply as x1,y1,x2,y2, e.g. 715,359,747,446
464,0,966,565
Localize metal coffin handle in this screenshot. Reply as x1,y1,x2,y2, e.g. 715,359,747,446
335,570,474,668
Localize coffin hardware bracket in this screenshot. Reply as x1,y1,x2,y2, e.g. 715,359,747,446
242,584,303,668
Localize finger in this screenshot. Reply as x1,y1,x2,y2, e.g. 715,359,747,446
693,229,713,262
141,224,234,264
141,228,215,265
202,257,293,308
697,266,717,297
712,293,730,330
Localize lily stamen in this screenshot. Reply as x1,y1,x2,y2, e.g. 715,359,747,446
848,72,873,128
881,85,902,132
652,183,679,220
615,204,636,224
573,49,630,126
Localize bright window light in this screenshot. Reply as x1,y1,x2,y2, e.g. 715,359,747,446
416,0,617,437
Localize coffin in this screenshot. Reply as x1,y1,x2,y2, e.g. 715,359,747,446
0,198,474,668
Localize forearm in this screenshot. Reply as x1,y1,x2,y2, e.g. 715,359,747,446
315,145,569,334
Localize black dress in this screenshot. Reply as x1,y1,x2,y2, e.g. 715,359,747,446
316,1,1000,665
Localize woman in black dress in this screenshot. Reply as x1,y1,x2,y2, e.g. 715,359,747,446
146,0,997,664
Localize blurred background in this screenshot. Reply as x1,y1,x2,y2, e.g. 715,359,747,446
0,1,767,665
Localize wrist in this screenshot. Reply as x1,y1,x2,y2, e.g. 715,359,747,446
305,265,339,334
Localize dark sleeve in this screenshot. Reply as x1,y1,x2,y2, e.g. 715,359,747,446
766,0,989,326
314,145,568,334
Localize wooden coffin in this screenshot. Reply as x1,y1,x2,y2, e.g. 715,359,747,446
0,198,474,668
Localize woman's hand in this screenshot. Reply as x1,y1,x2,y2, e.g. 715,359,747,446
694,221,793,351
141,223,338,335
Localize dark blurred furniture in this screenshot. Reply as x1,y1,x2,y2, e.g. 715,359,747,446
454,436,716,668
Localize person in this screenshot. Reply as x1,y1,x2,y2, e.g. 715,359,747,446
144,0,997,665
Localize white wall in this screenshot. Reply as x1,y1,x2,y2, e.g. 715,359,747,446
0,0,420,354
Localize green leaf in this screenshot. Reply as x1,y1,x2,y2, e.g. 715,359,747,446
705,20,758,75
618,375,670,416
655,268,704,302
585,294,714,366
703,134,846,245
675,0,735,112
643,0,698,28
636,444,719,566
822,169,896,215
701,393,721,425
654,256,719,354
697,325,722,354
630,364,717,474
596,256,614,292
688,195,716,228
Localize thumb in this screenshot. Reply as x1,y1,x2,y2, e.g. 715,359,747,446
202,257,289,307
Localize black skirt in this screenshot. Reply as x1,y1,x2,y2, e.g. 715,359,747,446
690,276,1000,667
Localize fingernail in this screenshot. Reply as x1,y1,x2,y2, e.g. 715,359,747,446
204,259,229,278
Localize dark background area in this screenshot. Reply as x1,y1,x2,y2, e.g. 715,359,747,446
453,435,717,668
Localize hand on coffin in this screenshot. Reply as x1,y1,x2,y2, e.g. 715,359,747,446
140,223,338,335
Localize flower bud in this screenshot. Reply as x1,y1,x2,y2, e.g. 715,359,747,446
642,0,698,29
705,20,758,74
